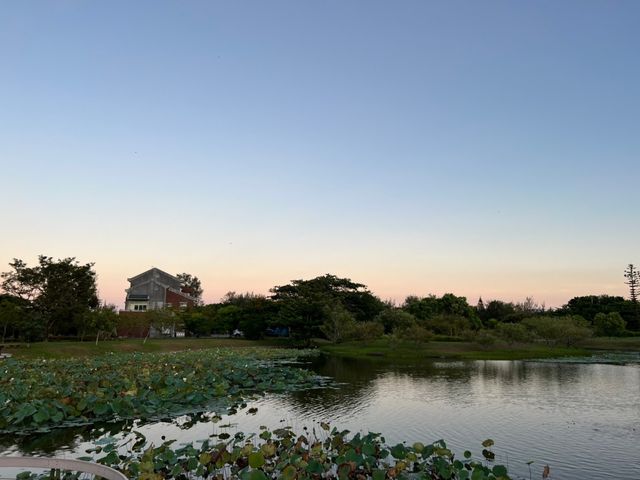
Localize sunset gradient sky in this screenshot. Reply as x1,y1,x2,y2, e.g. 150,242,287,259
1,1,639,308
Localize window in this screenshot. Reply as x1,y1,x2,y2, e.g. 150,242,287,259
133,304,147,311
165,303,173,308
179,302,187,309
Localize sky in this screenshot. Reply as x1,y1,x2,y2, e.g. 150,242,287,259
1,1,639,309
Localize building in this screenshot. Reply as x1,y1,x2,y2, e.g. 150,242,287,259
123,267,197,312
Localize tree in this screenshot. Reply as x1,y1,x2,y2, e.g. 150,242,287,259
563,295,623,322
403,293,481,328
144,308,179,341
593,312,626,337
624,264,639,303
270,274,385,342
521,315,592,347
423,314,471,337
1,256,99,338
477,300,517,324
84,304,118,344
321,303,384,343
320,302,357,343
0,296,24,342
515,297,546,315
219,292,277,339
374,309,417,334
494,322,531,344
176,272,203,305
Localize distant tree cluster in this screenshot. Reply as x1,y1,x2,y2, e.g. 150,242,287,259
0,256,104,342
2,257,639,344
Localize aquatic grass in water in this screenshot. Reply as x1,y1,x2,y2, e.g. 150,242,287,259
529,351,640,365
0,348,323,434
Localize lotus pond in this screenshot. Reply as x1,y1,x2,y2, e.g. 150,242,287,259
0,348,323,433
1,348,639,480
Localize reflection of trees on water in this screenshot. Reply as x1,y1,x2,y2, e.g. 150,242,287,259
3,355,631,459
279,355,481,418
0,412,229,455
0,420,134,455
260,355,379,421
277,356,603,420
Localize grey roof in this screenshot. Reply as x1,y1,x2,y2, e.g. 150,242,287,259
127,267,181,284
127,294,149,301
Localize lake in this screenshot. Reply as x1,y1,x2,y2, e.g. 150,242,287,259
2,353,639,480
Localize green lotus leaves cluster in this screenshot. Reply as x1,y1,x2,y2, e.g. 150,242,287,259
0,348,320,433
87,425,511,480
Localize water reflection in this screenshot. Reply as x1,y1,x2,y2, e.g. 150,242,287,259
0,420,130,455
1,355,639,480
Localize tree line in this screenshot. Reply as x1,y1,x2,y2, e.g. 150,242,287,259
1,256,639,344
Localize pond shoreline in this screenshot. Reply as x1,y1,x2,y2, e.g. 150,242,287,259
3,336,638,361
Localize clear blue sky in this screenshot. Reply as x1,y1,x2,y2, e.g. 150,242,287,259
1,1,638,307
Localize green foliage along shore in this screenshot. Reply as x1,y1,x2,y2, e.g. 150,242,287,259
1,255,639,345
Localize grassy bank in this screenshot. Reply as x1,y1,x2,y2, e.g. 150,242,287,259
3,335,638,361
579,336,640,351
1,337,289,359
319,335,640,361
318,338,590,361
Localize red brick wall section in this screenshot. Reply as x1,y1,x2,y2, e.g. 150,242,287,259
165,289,196,309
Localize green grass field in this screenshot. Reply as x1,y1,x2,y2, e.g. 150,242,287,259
1,337,289,359
318,338,589,361
2,335,638,361
579,336,640,350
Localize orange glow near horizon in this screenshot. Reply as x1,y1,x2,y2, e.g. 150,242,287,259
95,263,629,310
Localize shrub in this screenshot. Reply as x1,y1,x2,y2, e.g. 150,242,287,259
495,322,532,344
320,303,357,343
423,314,471,336
521,315,592,346
593,312,626,337
347,321,385,341
472,329,498,347
374,309,417,334
321,304,384,343
393,323,434,344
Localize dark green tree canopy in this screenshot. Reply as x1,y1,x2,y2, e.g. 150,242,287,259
1,256,99,337
176,272,203,304
218,292,277,339
562,295,627,322
562,294,638,331
270,274,385,341
403,293,480,325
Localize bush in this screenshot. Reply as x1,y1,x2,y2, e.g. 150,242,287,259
593,312,626,337
495,322,532,344
346,321,385,341
374,309,417,334
472,329,499,347
321,304,384,343
320,303,356,343
521,315,592,347
393,323,434,344
422,314,471,336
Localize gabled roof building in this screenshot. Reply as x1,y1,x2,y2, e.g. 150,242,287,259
124,267,197,312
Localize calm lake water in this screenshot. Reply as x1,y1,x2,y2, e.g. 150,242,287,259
2,353,639,480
